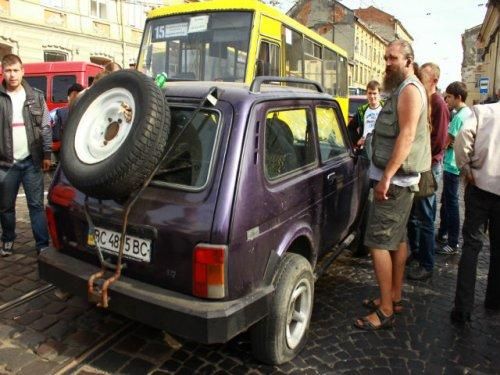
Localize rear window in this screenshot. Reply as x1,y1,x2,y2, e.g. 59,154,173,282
152,107,220,189
24,76,47,99
53,75,77,102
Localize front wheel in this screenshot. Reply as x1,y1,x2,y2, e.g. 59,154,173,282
250,253,314,364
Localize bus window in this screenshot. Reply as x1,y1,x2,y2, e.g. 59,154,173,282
337,56,348,97
256,41,279,77
283,27,303,78
53,75,76,103
303,38,322,85
24,76,47,99
323,48,338,96
138,12,252,82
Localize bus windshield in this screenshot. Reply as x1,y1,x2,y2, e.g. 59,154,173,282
138,11,252,82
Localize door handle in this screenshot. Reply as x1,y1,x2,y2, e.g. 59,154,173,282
327,172,336,183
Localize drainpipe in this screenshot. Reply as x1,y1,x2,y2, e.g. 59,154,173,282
493,29,499,95
119,0,126,68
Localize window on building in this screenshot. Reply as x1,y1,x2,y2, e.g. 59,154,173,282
41,0,63,8
44,51,67,62
355,37,359,53
91,0,107,19
128,2,147,28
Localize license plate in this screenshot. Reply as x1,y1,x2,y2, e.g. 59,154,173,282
91,227,151,262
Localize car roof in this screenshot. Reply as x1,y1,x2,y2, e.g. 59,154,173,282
164,81,334,104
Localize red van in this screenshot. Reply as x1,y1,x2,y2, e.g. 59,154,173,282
1,61,103,110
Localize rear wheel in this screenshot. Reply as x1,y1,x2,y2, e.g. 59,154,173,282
250,253,314,364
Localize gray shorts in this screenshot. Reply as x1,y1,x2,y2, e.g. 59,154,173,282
364,184,414,251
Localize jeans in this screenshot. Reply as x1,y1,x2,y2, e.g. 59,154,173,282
408,162,443,271
0,157,49,250
438,171,460,247
454,184,500,313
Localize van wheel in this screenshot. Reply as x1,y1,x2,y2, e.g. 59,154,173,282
61,70,170,199
250,253,314,364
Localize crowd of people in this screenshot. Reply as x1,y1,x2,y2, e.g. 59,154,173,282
348,39,499,330
1,46,499,329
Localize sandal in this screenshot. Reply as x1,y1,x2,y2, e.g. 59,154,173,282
362,298,403,314
354,308,395,331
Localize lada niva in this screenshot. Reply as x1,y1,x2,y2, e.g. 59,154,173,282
38,71,369,364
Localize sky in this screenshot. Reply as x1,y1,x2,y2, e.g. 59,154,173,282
280,0,488,91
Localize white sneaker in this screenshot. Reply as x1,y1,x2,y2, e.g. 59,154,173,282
0,241,13,257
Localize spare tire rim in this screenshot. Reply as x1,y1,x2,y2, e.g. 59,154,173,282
75,88,136,164
285,277,312,349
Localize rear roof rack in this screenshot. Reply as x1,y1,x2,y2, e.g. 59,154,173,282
250,76,325,94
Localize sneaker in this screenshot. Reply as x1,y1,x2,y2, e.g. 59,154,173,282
0,241,13,257
407,266,433,281
437,244,459,255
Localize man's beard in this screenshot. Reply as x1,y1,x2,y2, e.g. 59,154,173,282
383,68,406,92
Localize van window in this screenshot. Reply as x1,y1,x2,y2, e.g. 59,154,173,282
53,75,77,102
265,108,315,179
152,107,220,188
24,76,47,99
315,106,347,161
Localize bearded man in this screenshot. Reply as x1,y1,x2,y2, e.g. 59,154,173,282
354,40,431,330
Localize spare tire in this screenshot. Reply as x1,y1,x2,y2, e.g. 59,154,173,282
61,70,170,199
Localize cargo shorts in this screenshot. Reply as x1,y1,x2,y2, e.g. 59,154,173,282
364,183,415,251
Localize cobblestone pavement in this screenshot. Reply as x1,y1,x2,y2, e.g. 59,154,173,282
0,178,499,374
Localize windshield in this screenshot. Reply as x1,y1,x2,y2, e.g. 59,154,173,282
138,11,252,82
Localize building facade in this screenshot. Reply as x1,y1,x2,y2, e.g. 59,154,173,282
354,6,413,44
287,0,389,93
477,0,500,101
461,25,482,105
352,19,386,91
0,0,167,67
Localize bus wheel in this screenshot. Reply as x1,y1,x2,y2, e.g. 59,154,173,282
250,253,314,364
61,70,170,200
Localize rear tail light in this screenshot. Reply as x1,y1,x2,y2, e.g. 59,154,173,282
193,244,227,299
46,206,61,249
49,184,75,207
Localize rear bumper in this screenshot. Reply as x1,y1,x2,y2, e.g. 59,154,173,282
38,247,273,344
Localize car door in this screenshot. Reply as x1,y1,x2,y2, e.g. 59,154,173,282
315,101,358,253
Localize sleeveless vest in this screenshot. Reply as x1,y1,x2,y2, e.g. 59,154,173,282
372,75,431,174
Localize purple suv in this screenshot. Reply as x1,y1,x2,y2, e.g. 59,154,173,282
39,72,369,364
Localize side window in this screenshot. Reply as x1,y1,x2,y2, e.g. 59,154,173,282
256,41,279,77
24,76,47,99
284,27,303,78
265,108,316,179
303,38,322,85
53,75,77,103
316,106,347,161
